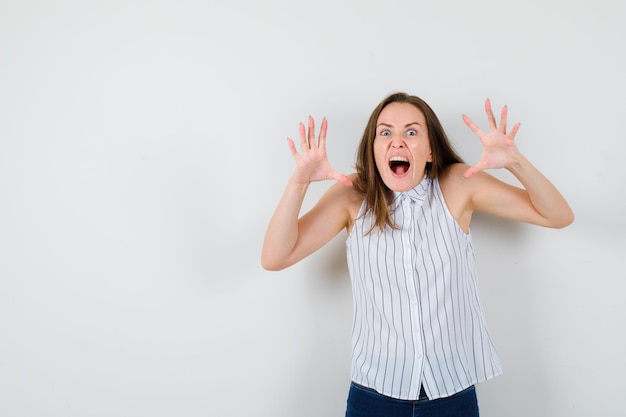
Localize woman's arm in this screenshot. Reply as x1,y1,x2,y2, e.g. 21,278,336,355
261,117,357,271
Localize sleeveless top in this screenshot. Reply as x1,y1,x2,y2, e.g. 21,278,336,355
345,176,502,400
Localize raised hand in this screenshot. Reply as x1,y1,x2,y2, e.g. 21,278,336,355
287,116,352,186
462,99,522,179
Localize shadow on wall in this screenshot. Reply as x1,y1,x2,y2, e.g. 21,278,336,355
470,212,552,415
289,234,353,416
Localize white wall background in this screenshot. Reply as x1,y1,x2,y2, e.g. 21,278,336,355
1,0,624,416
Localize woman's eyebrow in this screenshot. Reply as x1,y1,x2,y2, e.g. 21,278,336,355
376,121,423,128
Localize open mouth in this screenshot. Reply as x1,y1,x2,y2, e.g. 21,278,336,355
389,156,410,176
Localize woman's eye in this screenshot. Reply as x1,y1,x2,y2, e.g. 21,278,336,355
407,129,417,136
379,130,390,136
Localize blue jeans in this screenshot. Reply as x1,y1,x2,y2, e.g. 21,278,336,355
345,383,479,417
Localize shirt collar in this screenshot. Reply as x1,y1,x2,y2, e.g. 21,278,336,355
394,176,432,203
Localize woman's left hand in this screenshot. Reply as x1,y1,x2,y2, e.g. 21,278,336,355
462,99,522,178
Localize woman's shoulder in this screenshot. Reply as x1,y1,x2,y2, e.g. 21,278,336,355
320,173,363,219
438,163,471,193
439,163,494,188
438,164,475,231
439,163,469,180
344,173,365,214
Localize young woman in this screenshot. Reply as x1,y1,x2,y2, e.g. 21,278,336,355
261,92,573,417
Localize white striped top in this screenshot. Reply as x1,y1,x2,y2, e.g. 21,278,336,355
345,176,502,401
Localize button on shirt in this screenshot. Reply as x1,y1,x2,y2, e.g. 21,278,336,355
346,176,502,401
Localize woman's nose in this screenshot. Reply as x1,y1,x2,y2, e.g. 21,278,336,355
391,137,404,148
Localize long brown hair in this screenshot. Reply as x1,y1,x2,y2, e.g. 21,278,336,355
353,92,464,232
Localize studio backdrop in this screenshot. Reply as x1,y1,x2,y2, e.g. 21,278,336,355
0,1,624,416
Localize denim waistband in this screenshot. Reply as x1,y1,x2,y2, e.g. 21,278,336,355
350,382,429,402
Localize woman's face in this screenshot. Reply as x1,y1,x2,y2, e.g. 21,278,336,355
373,102,432,192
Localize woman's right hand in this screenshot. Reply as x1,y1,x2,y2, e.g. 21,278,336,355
287,116,352,186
